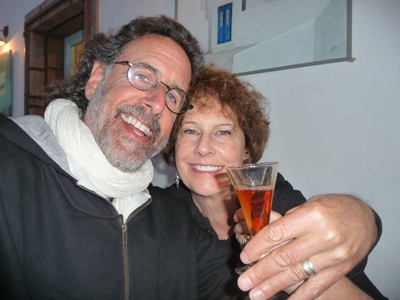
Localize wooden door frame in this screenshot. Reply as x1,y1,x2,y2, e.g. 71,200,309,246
24,0,99,116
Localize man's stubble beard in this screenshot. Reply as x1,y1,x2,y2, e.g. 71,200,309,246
84,70,169,173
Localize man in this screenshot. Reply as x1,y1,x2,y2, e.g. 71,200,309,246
0,15,383,300
1,15,236,300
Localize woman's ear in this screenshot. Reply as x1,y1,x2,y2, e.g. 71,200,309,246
85,61,105,101
243,149,250,164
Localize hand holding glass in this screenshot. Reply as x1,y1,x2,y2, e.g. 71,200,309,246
227,162,279,274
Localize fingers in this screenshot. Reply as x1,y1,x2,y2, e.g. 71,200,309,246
239,209,311,265
234,211,282,236
233,208,245,223
270,211,283,223
246,269,341,300
235,223,251,247
234,220,250,235
240,199,362,264
244,262,309,300
234,209,282,224
237,234,252,247
236,195,377,300
284,204,303,215
238,236,353,297
238,237,316,292
233,208,249,245
284,269,343,300
234,218,251,246
235,211,283,247
241,256,346,300
237,217,353,293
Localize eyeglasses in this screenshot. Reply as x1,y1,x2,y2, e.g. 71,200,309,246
114,61,193,114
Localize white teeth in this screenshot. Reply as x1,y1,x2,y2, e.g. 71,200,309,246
121,113,151,136
192,165,223,172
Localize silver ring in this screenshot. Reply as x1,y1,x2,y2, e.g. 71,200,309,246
242,234,252,246
301,258,317,277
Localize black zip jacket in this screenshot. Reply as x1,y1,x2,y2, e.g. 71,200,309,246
0,114,240,300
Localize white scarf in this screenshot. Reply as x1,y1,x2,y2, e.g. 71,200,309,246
45,99,153,222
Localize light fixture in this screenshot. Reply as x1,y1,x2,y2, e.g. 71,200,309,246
0,26,9,46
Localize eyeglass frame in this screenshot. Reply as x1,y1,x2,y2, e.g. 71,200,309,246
114,61,193,115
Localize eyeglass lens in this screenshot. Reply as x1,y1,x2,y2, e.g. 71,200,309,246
126,63,189,114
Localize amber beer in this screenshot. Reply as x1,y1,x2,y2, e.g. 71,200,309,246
235,185,273,236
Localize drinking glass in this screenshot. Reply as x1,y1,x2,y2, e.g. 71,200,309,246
226,162,279,274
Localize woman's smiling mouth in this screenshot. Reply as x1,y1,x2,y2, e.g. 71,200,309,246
191,165,223,172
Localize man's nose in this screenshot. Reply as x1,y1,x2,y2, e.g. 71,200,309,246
140,86,167,117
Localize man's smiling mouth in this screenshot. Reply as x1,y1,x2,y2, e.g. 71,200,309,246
121,113,151,136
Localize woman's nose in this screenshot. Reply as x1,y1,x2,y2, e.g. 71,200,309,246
195,134,215,156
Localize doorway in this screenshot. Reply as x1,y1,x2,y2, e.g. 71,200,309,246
24,0,99,116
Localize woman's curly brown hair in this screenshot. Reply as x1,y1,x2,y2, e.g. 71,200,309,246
162,64,270,167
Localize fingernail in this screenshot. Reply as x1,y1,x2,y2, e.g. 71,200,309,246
240,250,250,264
238,274,253,291
249,289,265,300
233,224,238,233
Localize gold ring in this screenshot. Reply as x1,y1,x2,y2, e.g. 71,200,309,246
242,234,252,246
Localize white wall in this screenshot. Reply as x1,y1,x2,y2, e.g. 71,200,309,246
251,1,400,297
1,0,398,298
99,0,176,33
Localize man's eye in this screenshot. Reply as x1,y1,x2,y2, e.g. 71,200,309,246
166,92,177,104
134,73,150,82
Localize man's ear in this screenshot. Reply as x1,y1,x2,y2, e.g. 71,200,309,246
85,61,105,101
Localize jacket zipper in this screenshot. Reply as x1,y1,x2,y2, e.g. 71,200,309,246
119,200,152,300
77,183,152,300
121,223,129,300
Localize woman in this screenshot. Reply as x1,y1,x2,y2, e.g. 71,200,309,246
162,65,386,299
162,67,304,240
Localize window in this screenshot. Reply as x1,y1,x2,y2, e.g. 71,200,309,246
64,30,84,77
217,3,232,45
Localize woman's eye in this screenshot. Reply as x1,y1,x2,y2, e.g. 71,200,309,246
217,131,231,136
184,129,197,135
